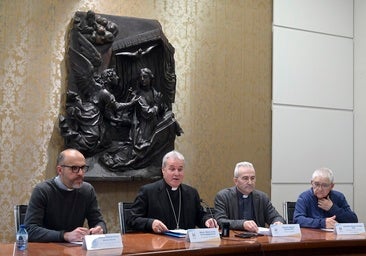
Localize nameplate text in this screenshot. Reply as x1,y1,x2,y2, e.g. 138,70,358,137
186,228,220,243
270,224,301,237
334,223,365,235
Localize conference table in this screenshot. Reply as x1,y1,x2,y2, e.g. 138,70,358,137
1,228,366,256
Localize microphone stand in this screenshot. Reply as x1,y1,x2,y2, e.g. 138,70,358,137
200,199,218,228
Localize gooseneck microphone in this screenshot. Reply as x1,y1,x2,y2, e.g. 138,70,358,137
200,199,217,228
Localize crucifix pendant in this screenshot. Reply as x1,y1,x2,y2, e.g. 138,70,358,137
176,225,179,229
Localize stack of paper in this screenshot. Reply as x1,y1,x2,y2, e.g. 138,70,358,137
164,229,187,238
258,227,271,236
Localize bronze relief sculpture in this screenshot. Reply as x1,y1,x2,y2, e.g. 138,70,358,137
59,11,182,181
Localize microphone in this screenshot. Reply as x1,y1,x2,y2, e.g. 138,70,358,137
200,199,217,228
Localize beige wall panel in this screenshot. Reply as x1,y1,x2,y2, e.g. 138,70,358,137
273,0,353,37
354,0,366,224
272,105,353,183
273,27,353,109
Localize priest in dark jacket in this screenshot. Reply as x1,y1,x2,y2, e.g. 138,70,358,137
214,161,284,232
128,150,217,233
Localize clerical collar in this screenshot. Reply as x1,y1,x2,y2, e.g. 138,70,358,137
55,176,74,191
164,181,179,191
236,188,251,199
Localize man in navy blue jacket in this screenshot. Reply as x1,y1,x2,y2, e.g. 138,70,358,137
294,167,358,229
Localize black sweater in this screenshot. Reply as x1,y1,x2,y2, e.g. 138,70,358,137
24,177,106,242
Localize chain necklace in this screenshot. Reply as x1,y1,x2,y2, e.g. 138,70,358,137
165,187,182,230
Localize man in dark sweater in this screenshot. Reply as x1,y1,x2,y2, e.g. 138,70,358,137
214,161,285,232
24,149,107,242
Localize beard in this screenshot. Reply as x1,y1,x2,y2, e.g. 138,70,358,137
71,180,83,189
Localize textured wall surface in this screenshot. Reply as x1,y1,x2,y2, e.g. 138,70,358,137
0,0,272,242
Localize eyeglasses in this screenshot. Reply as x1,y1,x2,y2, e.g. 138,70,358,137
311,181,331,189
61,165,89,173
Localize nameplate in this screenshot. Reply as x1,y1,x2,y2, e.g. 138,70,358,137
186,228,220,243
334,223,365,235
270,224,301,237
82,233,123,251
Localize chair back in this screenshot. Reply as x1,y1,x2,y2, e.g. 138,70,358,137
283,201,296,224
118,202,134,234
14,205,28,233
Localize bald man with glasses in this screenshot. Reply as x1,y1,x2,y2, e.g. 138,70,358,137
294,167,358,229
24,148,106,242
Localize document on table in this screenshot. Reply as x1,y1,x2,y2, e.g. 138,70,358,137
164,229,187,238
70,241,83,245
321,228,334,232
258,227,271,235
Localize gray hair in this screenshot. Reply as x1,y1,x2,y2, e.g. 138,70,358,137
57,149,69,165
234,161,254,178
312,167,334,183
162,150,185,168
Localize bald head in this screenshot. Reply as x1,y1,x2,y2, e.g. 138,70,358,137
57,149,85,166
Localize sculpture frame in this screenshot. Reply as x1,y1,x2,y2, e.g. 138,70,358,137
59,11,182,181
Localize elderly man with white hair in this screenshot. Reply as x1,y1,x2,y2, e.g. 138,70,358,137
294,167,358,229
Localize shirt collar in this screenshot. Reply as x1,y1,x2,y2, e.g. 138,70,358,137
55,175,74,191
236,188,251,199
163,180,180,191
